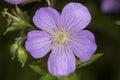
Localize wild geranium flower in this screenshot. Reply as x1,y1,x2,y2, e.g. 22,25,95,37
25,2,97,76
101,0,120,13
5,0,27,4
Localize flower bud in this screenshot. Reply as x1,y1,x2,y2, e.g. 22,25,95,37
10,43,19,60
17,47,28,67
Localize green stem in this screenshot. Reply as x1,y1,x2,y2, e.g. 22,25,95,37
115,20,120,25
2,8,21,22
45,0,56,7
51,0,56,7
2,8,35,30
27,24,35,30
2,8,27,27
46,0,51,7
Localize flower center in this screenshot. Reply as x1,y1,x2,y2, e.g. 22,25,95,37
53,31,69,44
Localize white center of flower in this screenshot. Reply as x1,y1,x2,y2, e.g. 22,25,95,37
53,31,69,44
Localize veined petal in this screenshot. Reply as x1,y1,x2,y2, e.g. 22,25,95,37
25,30,52,58
69,30,97,62
33,7,60,34
60,2,91,31
48,45,76,77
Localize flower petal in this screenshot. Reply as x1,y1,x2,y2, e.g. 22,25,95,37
101,0,120,13
69,30,97,62
5,0,26,4
33,7,60,34
48,45,76,77
25,30,52,58
60,2,91,31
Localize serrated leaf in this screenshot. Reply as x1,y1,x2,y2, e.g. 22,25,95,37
29,64,48,75
77,53,103,69
40,74,57,80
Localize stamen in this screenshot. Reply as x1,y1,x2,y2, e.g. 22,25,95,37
53,31,69,44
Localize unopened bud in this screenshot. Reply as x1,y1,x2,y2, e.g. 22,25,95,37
10,43,18,60
17,47,28,67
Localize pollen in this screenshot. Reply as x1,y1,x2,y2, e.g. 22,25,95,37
53,31,69,44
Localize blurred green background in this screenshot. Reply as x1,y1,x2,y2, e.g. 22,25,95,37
0,0,120,80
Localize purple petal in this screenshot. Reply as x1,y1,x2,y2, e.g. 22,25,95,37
101,0,120,13
60,2,91,31
33,7,60,34
69,30,97,62
5,0,26,4
25,30,52,58
48,45,76,77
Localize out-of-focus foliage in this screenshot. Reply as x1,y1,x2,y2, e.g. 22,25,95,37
0,0,120,80
76,53,103,68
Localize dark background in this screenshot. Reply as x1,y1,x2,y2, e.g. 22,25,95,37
0,0,120,80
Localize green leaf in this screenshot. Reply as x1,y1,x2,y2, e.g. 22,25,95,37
29,64,48,75
77,53,103,69
40,74,57,80
57,72,78,80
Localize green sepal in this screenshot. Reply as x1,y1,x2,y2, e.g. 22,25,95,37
29,64,48,75
4,27,16,35
39,74,57,80
3,25,25,35
12,22,27,28
15,6,30,23
77,53,103,69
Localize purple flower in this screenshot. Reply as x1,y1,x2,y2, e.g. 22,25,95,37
101,0,120,13
5,0,41,5
5,0,27,4
25,2,97,76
